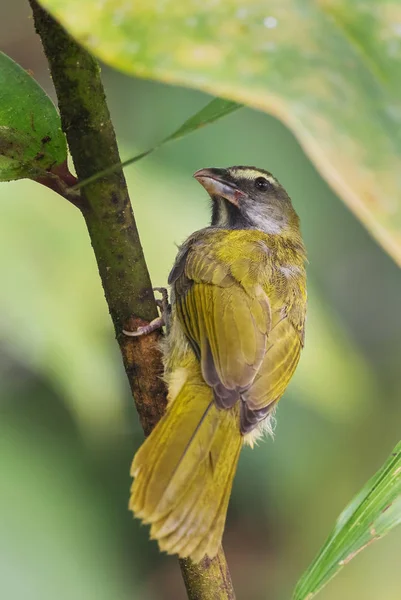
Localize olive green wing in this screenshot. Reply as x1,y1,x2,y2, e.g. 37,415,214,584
240,316,303,432
169,236,271,409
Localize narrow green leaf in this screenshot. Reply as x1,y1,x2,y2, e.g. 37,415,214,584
0,51,67,182
73,97,241,189
293,441,401,600
163,97,241,143
39,0,401,266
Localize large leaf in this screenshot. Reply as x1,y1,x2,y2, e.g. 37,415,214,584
0,52,67,181
293,440,401,600
38,0,401,266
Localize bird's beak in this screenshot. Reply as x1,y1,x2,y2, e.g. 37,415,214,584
193,168,245,207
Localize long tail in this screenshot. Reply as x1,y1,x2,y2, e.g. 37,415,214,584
129,371,242,562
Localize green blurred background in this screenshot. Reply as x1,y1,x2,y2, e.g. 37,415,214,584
1,2,401,599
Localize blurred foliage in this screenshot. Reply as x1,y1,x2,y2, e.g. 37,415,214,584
0,417,141,600
1,1,401,600
0,51,66,181
40,0,401,266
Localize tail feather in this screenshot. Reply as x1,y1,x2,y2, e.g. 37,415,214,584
167,425,242,561
129,372,242,561
201,440,241,559
131,389,200,518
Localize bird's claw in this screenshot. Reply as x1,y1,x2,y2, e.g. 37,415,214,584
123,288,170,338
153,287,169,312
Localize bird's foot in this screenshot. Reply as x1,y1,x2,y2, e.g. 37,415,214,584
123,316,165,337
123,288,170,338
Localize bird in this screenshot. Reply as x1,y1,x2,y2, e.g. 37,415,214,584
128,166,307,562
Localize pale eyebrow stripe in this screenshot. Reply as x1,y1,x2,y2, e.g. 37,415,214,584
229,168,277,185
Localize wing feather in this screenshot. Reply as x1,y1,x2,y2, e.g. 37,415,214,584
242,317,302,410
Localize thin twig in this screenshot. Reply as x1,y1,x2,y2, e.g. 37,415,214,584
35,161,83,207
28,2,236,598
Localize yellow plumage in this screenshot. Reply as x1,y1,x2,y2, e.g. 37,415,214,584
129,166,307,562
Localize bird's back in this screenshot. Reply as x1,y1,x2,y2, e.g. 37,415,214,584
165,227,307,440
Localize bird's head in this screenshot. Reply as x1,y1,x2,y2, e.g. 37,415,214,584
194,166,300,237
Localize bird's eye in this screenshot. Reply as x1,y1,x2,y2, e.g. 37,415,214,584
254,176,272,192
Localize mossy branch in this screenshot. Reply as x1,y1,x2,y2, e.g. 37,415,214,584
29,1,236,598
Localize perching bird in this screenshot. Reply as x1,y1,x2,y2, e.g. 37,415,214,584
128,166,307,562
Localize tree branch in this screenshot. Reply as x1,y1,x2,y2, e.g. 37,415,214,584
28,2,236,598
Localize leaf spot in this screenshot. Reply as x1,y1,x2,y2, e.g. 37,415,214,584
263,16,278,29
339,538,376,566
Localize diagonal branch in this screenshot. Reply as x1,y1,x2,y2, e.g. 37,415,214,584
28,2,236,598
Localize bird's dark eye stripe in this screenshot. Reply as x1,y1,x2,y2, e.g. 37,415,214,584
254,176,272,191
